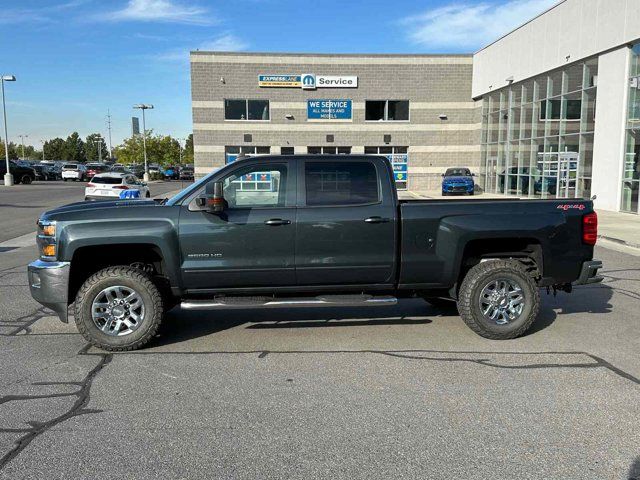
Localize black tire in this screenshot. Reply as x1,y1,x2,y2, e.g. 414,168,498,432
74,266,164,351
21,175,33,185
457,260,539,340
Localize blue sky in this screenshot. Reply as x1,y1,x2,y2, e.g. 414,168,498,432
0,0,556,148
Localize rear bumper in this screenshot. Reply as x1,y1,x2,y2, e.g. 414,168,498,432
573,260,603,285
27,260,70,322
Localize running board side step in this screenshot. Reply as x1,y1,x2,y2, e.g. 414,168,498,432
181,294,397,310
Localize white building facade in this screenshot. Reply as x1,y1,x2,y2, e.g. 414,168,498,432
473,0,640,214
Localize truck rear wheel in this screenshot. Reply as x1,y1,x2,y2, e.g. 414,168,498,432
457,260,539,340
74,266,164,351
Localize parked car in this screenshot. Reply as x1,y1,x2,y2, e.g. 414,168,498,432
33,164,58,181
84,172,150,201
129,164,145,178
164,166,180,180
441,167,475,196
109,165,132,174
61,163,87,181
148,164,161,175
28,154,603,351
0,160,36,184
86,163,110,179
179,165,194,180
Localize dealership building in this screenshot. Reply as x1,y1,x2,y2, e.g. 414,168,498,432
191,0,640,214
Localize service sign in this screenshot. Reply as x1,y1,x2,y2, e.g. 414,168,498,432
259,74,357,88
307,99,352,121
258,75,301,88
316,75,358,88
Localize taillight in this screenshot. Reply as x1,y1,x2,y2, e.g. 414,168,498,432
583,212,598,246
87,183,95,187
113,185,129,190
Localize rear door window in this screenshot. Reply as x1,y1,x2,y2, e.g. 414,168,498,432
304,161,379,206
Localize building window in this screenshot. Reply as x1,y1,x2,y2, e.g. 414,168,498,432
225,146,270,163
365,100,409,121
365,146,409,190
305,161,379,206
307,146,351,154
224,99,270,121
621,43,640,214
540,99,581,121
280,147,295,155
480,59,597,200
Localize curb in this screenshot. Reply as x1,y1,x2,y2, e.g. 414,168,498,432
598,234,640,250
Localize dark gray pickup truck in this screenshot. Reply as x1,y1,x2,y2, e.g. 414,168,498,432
28,155,602,350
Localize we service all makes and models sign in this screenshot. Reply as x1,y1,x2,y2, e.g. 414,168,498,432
259,74,357,89
307,100,352,121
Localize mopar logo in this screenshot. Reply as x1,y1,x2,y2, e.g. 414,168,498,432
302,74,316,90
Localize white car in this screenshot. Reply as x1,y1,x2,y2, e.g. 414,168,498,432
85,173,151,201
62,163,87,181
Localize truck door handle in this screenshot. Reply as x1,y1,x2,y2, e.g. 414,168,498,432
264,218,291,226
364,216,390,224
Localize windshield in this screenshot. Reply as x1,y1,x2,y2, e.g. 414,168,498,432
165,167,221,205
444,168,471,177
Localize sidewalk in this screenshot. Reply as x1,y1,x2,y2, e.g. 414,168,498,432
596,209,640,249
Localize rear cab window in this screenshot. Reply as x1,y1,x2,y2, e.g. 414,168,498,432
304,161,379,206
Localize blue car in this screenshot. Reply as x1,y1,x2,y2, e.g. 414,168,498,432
442,167,475,196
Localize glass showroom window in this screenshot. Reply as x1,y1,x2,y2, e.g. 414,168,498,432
225,146,270,164
621,43,640,214
224,100,270,121
365,100,409,121
481,57,597,200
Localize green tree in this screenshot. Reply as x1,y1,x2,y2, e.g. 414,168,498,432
0,141,18,160
63,132,85,162
43,138,66,161
85,133,108,162
183,133,194,165
113,131,181,166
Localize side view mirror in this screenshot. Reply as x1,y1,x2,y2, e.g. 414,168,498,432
197,181,224,213
471,173,476,177
441,173,445,177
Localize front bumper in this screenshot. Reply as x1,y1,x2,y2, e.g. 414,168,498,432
27,260,70,322
443,185,474,194
573,260,603,285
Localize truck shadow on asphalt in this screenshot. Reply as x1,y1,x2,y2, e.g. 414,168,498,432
153,283,616,347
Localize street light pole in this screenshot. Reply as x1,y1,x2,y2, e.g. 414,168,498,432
40,139,45,161
133,104,154,182
1,75,16,187
18,134,28,160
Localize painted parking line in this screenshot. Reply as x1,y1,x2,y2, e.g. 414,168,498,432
0,232,36,249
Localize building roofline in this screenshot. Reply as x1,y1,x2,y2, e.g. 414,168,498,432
474,0,566,55
190,50,473,58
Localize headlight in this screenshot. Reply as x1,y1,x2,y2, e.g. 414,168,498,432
37,220,57,260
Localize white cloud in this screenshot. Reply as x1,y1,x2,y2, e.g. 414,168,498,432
106,0,215,25
198,34,249,52
402,0,558,50
157,34,249,62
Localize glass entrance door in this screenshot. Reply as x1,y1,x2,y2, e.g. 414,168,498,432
557,151,579,198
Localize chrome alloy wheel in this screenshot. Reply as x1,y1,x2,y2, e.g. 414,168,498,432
91,286,145,336
479,278,525,325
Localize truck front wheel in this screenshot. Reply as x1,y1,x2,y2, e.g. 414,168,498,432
457,260,539,340
74,266,164,351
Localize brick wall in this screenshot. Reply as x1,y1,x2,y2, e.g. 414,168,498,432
191,52,480,191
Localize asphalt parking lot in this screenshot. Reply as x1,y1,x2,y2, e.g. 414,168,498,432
0,185,639,479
